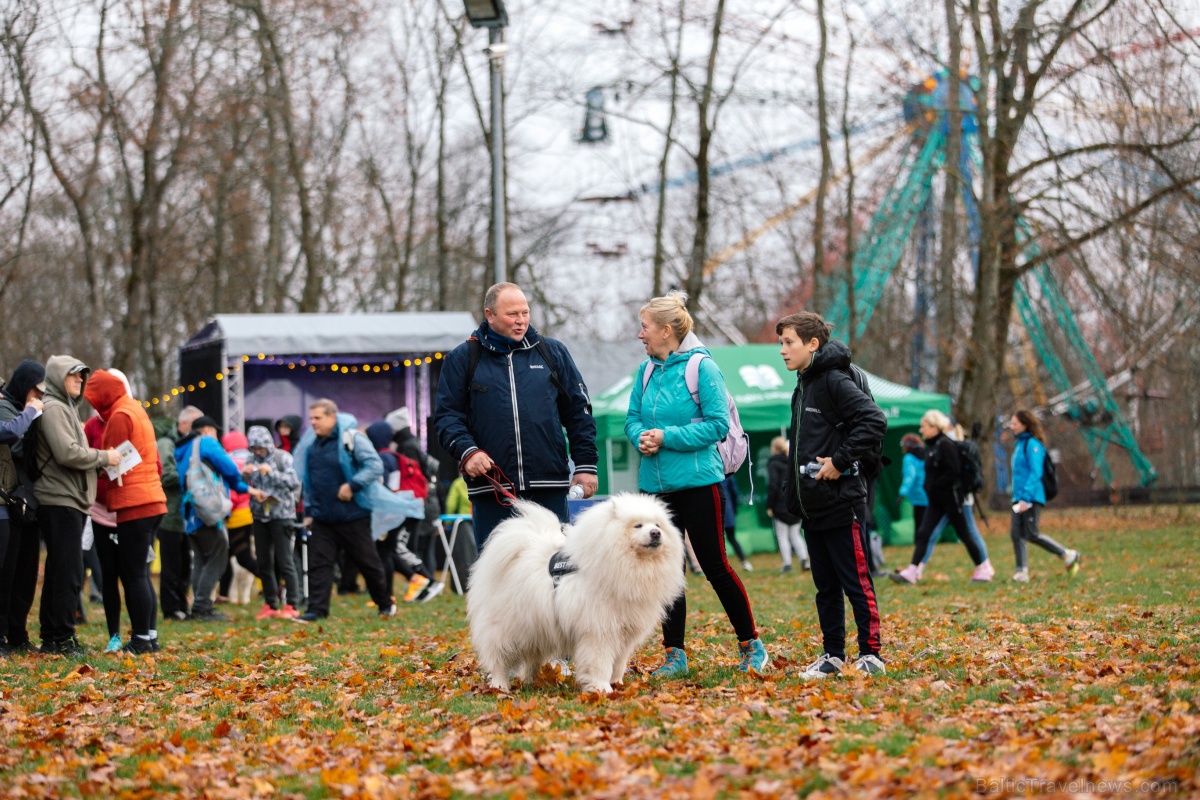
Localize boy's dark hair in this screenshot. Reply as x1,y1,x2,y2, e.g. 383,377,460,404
776,312,832,347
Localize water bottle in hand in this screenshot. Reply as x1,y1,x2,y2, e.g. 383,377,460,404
568,484,585,500
802,460,858,478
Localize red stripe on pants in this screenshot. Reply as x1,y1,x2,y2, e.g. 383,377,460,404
850,519,881,653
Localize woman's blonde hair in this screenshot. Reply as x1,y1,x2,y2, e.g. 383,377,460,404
921,409,952,432
639,290,693,342
771,436,788,455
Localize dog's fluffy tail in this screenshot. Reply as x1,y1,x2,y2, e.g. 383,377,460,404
467,499,564,589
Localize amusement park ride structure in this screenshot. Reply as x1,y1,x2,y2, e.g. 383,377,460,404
647,71,1173,488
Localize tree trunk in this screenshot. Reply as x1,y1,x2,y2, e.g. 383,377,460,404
243,0,323,312
652,59,681,298
685,0,727,309
812,0,833,314
935,0,962,394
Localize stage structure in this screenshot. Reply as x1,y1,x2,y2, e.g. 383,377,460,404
178,313,477,444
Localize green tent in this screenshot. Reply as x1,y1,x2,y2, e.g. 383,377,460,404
590,344,951,552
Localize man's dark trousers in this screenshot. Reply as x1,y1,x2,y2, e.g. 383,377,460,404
38,505,86,644
0,515,42,646
158,525,192,618
306,517,392,617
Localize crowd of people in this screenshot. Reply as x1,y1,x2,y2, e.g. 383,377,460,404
0,281,1081,677
0,355,453,654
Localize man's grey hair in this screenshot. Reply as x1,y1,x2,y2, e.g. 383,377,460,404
178,405,203,424
484,282,523,312
309,398,338,416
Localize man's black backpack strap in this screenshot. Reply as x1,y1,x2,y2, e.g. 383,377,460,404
464,335,577,412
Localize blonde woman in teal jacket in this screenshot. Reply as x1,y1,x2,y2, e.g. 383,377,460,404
625,291,768,678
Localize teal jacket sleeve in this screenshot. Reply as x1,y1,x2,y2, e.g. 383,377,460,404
624,363,650,447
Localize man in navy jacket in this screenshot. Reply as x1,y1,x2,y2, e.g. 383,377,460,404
434,283,598,548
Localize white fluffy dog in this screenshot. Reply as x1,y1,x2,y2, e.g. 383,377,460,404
467,493,686,694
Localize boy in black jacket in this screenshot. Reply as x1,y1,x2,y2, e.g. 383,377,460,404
778,312,888,678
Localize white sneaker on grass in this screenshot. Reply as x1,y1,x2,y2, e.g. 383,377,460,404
853,654,886,675
1012,568,1030,582
799,653,845,679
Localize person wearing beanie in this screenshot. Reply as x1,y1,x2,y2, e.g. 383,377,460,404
84,370,168,653
219,430,260,602
387,406,442,577
34,356,121,654
366,420,442,604
244,425,302,619
0,359,48,654
175,414,264,622
155,406,201,621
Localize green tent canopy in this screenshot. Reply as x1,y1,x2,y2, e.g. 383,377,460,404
590,344,952,551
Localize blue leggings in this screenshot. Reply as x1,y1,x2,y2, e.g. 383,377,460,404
920,504,989,565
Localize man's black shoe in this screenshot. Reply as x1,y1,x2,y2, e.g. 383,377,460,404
191,610,229,622
122,637,156,654
39,637,87,656
294,611,325,624
0,639,34,656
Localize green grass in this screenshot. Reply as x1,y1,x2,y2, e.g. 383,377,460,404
0,507,1198,797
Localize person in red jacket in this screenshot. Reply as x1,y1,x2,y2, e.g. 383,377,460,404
84,370,168,653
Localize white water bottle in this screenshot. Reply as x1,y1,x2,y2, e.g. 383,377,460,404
568,484,585,500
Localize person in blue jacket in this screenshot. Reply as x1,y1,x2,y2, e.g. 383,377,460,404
625,291,767,678
897,433,929,533
1009,410,1080,581
175,415,264,622
718,474,752,571
433,283,598,549
292,401,399,622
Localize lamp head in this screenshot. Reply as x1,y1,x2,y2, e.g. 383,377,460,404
464,0,507,28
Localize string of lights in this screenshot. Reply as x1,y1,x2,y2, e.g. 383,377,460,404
140,352,446,409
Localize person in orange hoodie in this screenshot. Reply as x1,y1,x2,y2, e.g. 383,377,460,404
84,370,167,653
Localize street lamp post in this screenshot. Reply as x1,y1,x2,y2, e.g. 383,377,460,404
463,0,508,285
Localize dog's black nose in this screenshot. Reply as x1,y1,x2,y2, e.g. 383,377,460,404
649,528,661,540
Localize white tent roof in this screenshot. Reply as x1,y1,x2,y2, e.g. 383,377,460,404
184,312,478,356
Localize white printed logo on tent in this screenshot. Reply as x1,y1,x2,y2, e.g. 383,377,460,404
739,364,784,390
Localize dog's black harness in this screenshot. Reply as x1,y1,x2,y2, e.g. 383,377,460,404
548,550,578,588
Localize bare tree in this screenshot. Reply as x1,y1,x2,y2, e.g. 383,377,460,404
935,0,963,393
812,0,833,312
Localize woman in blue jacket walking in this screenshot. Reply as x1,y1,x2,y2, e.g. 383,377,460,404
1009,410,1080,581
625,292,767,678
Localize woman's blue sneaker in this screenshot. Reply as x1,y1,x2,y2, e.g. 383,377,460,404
651,647,688,678
737,639,769,673
104,635,122,654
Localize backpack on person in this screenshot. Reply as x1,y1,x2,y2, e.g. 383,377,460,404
20,415,49,483
1025,439,1059,502
640,353,749,476
814,365,889,480
396,452,430,501
183,438,232,527
954,439,985,495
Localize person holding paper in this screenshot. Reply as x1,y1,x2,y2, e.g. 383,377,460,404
33,357,120,655
84,370,168,653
